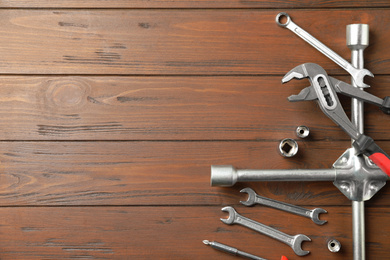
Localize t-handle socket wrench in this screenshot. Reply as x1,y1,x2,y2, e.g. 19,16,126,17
221,206,311,256
276,12,373,88
240,188,327,225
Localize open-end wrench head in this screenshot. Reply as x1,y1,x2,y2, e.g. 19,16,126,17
353,68,374,88
239,187,257,206
310,208,327,225
292,234,311,256
220,206,237,225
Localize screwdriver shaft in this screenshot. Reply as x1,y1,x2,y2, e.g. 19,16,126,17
203,240,266,260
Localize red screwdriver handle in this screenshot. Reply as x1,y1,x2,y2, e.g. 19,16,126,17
369,153,390,177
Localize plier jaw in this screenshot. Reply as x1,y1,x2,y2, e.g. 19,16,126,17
282,63,324,84
287,87,317,102
282,63,339,105
282,64,318,102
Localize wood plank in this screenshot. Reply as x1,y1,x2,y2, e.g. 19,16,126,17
1,141,389,206
0,206,388,259
1,0,389,9
1,76,390,141
0,10,390,75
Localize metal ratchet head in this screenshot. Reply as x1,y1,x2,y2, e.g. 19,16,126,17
283,63,360,141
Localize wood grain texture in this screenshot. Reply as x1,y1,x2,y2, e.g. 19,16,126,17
1,141,389,206
0,76,389,140
0,206,389,259
0,10,390,75
1,0,390,8
1,3,389,260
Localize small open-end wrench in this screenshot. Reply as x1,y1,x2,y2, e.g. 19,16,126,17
276,12,373,88
221,206,311,256
240,188,327,225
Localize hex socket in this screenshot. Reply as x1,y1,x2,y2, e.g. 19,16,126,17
278,138,298,157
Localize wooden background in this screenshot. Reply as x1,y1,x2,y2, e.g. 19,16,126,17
0,1,389,259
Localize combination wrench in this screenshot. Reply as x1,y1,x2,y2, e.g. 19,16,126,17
240,188,327,225
221,206,311,256
276,12,373,88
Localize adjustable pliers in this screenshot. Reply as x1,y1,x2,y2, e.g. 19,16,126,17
282,63,390,176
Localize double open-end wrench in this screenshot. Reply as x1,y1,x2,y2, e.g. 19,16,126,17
221,206,311,256
240,188,327,225
276,12,373,88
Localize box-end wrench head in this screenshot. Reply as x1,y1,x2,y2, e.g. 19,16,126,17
276,12,374,88
240,188,327,225
221,206,311,256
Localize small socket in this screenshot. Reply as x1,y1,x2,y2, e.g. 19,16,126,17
328,239,341,253
278,138,298,157
296,125,310,138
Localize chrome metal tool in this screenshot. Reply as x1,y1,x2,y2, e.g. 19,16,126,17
240,187,327,225
283,63,390,177
276,12,374,88
221,206,311,256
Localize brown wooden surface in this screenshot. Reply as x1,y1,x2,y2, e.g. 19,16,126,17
0,207,389,260
1,140,390,207
0,10,390,75
0,75,388,141
1,0,389,8
1,2,390,260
